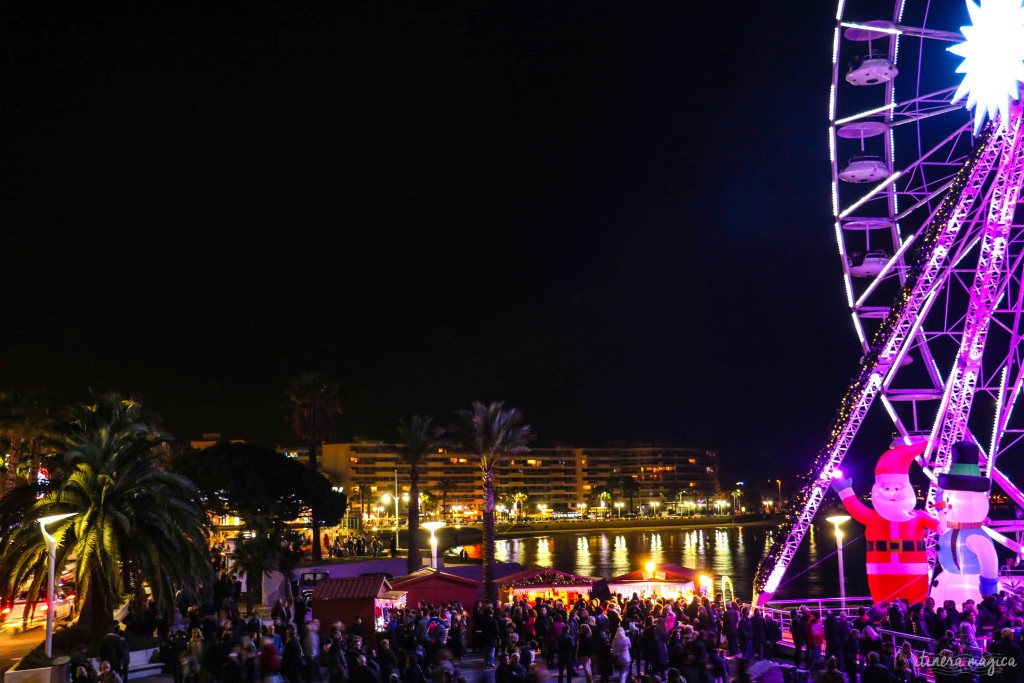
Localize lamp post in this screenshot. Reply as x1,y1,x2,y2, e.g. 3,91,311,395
615,502,624,518
650,501,660,518
776,479,783,513
422,521,446,569
38,513,76,658
825,514,851,610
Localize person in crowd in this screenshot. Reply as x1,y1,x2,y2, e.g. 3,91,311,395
555,619,577,683
97,661,123,683
611,626,631,683
790,608,807,668
861,651,894,683
821,657,845,683
280,625,304,683
73,666,93,683
577,623,595,683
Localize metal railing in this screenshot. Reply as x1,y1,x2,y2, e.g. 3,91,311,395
762,597,874,635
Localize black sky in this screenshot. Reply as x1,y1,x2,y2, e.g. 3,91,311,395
2,2,863,486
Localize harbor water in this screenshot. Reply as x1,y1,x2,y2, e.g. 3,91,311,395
488,522,871,602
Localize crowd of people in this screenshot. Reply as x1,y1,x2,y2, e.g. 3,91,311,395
785,592,1024,683
321,533,398,559
63,572,1024,683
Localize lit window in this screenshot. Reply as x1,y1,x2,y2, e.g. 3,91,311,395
351,457,359,464
458,458,467,463
688,458,696,464
689,482,695,487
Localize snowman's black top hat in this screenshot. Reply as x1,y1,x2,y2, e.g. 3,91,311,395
937,441,991,493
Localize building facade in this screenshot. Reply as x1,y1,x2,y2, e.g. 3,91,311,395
297,440,722,522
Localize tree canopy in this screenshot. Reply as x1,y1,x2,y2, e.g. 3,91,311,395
173,441,347,527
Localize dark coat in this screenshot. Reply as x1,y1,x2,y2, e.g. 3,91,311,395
281,636,304,683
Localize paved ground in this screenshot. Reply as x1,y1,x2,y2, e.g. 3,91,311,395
130,648,804,683
131,649,565,683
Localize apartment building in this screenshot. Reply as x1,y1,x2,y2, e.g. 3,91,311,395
300,440,721,520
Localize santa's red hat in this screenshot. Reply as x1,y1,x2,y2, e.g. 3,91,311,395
874,441,928,478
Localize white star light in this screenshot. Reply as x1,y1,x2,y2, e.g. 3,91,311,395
948,0,1024,133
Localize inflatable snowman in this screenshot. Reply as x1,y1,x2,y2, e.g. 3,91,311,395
831,441,938,604
930,440,1000,606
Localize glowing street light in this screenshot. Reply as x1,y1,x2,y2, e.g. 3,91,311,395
614,502,624,518
776,479,783,512
650,501,660,518
825,514,852,609
39,513,76,658
422,521,446,569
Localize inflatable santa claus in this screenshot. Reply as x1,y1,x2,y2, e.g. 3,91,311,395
831,441,938,604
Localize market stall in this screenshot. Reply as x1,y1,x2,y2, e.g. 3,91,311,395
498,566,596,605
390,568,481,608
311,574,407,648
606,562,708,601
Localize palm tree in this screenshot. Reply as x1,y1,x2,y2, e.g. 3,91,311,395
435,477,457,521
619,476,640,514
452,400,534,602
593,487,613,517
0,392,213,637
418,489,439,517
285,372,343,562
396,415,445,574
230,518,283,614
512,490,529,521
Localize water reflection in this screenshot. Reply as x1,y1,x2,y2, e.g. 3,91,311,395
536,537,552,567
576,537,593,576
481,525,865,601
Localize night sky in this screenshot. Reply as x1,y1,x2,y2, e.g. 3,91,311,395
3,2,860,486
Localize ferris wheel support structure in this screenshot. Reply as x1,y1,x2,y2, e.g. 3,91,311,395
925,102,1024,504
752,0,1024,606
753,126,1002,604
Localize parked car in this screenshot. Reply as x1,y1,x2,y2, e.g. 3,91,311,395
298,571,331,601
2,587,74,629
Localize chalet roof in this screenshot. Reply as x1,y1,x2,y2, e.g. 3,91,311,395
499,566,596,589
312,575,392,601
391,568,481,588
607,563,701,584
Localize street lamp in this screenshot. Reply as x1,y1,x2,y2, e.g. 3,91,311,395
825,514,851,610
615,502,624,518
422,521,446,569
39,513,76,658
776,479,783,512
650,501,660,518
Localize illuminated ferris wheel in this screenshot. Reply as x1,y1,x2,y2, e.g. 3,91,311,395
753,0,1024,604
